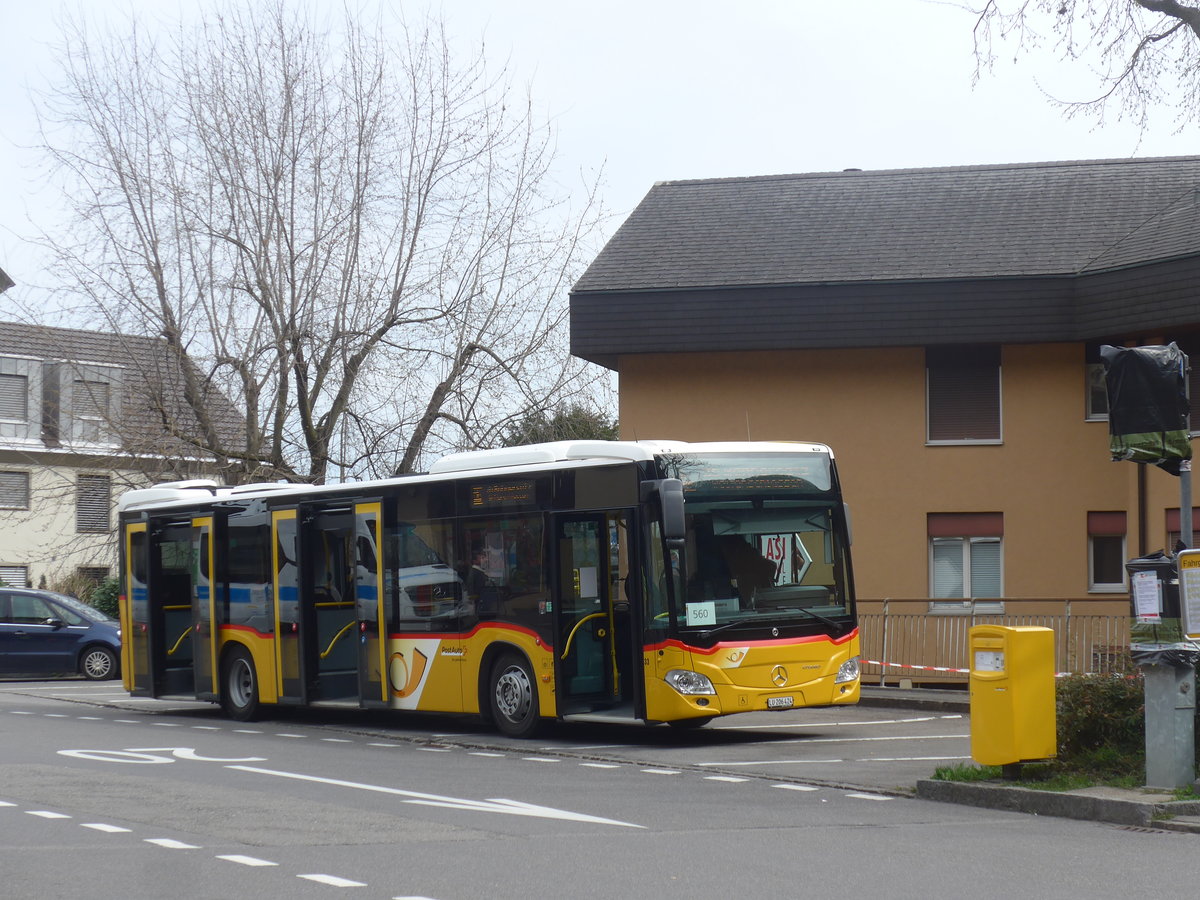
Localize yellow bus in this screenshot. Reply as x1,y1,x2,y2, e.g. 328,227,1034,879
117,440,860,736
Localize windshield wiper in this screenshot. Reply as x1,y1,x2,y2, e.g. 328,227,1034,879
768,605,848,632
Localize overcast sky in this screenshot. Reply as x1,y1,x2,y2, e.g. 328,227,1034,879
2,0,1198,303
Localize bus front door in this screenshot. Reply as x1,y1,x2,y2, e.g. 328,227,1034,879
555,513,626,714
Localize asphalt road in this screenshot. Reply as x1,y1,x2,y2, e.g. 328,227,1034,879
3,680,1199,899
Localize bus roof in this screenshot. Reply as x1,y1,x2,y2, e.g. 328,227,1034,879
117,439,835,513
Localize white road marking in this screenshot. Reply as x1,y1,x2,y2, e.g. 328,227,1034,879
705,775,750,783
763,733,968,747
322,738,353,743
771,784,820,792
711,715,941,730
226,764,644,828
579,762,620,769
145,838,200,849
521,756,560,763
27,810,70,819
219,854,279,867
0,800,16,807
469,752,505,758
640,768,681,775
846,792,893,801
298,873,366,887
81,823,131,833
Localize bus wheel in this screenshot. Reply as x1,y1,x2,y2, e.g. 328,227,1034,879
80,645,118,681
489,652,540,738
221,646,260,722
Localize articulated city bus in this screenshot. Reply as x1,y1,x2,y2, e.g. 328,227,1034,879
117,440,860,736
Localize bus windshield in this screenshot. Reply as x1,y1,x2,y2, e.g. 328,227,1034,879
660,451,853,635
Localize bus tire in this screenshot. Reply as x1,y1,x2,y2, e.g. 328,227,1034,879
220,646,261,722
488,651,540,738
80,645,118,681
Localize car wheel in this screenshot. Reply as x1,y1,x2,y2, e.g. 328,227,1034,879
220,646,260,721
80,645,118,681
488,651,540,738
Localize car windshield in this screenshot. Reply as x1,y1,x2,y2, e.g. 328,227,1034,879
47,591,114,623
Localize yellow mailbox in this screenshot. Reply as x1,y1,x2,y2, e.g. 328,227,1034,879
969,625,1056,767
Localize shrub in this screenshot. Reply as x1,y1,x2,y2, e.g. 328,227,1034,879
1055,672,1145,777
88,577,121,618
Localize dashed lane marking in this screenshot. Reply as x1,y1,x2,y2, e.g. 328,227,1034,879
298,873,367,887
218,854,279,867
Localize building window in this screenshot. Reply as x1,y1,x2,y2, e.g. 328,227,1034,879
926,346,1001,443
928,513,1003,606
0,565,29,588
72,379,111,442
1166,507,1200,552
0,471,30,509
0,373,28,421
76,474,112,533
1088,511,1126,592
1085,362,1108,421
77,566,110,584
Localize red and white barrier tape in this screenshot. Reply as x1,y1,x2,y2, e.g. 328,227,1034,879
861,658,969,673
863,658,1079,678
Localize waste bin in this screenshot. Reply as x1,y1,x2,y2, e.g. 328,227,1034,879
969,625,1056,768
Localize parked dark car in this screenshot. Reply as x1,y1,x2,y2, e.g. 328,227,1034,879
0,587,121,680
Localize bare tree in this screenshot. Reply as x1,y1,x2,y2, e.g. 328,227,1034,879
30,1,606,483
969,1,1200,129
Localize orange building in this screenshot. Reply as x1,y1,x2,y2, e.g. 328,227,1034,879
570,158,1200,631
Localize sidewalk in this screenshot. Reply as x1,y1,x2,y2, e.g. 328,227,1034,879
860,684,1200,833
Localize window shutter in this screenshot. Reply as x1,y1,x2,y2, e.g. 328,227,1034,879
969,538,1002,598
0,374,28,420
76,475,112,533
931,538,964,598
926,346,1001,441
0,471,30,508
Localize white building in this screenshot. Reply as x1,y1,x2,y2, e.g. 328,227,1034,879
0,321,241,589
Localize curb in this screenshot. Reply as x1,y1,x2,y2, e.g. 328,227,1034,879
916,779,1200,828
858,688,970,714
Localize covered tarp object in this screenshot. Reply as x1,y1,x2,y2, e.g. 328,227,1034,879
1100,343,1190,475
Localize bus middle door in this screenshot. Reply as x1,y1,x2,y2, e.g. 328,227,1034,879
554,514,619,714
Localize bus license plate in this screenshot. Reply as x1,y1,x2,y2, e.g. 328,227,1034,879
767,696,794,709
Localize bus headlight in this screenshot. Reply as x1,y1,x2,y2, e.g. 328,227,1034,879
835,656,861,684
665,669,717,696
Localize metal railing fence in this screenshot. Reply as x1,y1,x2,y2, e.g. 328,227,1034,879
858,609,1132,684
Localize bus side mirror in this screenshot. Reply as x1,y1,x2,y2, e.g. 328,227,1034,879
642,478,686,548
